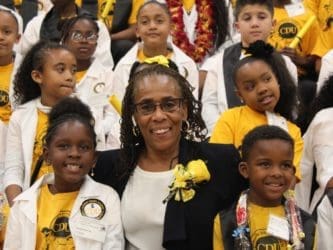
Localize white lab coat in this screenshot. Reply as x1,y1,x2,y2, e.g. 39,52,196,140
317,195,333,250
3,98,48,192
200,49,299,134
19,9,113,68
112,42,199,100
4,174,124,250
316,50,333,93
295,108,333,213
75,58,120,150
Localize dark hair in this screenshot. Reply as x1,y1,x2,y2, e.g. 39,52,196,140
13,40,72,105
60,13,99,43
120,63,207,176
307,74,333,126
234,0,274,20
136,0,171,21
241,125,294,161
233,40,297,121
44,96,97,148
137,0,229,52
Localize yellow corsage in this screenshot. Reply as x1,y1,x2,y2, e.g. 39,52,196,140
143,55,170,67
163,159,210,203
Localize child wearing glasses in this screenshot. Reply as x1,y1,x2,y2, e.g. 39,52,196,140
60,14,121,150
19,0,113,68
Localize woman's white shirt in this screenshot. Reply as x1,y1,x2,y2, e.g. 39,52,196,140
121,166,173,250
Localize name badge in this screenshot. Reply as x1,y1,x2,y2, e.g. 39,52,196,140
72,216,107,242
285,3,305,17
267,214,289,241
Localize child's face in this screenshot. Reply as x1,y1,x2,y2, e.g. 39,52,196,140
64,19,98,61
239,139,294,206
32,49,77,107
44,120,96,192
235,60,280,113
0,11,20,62
235,4,275,47
136,3,171,49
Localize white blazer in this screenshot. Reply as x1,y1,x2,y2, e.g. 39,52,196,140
19,9,113,68
200,49,299,134
112,42,199,100
316,50,333,93
295,108,333,213
75,58,120,150
4,98,48,191
4,174,124,250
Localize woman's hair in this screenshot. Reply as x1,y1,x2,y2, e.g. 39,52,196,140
13,40,71,105
233,40,297,121
120,62,207,176
241,125,294,161
60,13,99,43
307,74,333,126
44,96,96,148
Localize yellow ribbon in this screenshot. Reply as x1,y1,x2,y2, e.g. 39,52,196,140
108,94,122,115
143,55,170,67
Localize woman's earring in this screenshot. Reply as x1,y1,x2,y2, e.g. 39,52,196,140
90,167,95,177
181,120,190,132
132,116,140,137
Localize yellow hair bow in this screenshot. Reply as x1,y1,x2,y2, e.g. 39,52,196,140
143,55,169,67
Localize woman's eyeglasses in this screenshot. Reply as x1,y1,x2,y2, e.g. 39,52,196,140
134,98,183,115
70,31,98,43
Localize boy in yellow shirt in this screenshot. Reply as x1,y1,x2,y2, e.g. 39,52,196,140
213,125,316,250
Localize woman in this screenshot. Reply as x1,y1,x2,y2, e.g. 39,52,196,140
93,60,247,250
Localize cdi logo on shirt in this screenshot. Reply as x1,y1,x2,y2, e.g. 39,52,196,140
278,23,298,39
0,90,9,106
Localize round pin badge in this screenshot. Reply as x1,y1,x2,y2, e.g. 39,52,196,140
93,82,106,93
80,199,106,219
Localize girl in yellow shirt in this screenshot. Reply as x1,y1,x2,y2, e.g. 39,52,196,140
210,41,303,182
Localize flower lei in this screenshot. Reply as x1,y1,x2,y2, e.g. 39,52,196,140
163,159,210,203
233,190,305,250
166,0,215,63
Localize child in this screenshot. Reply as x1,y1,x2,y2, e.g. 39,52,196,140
295,74,333,214
19,0,113,68
200,0,297,133
210,41,303,183
4,96,124,249
0,5,22,190
112,0,199,100
213,125,316,250
4,40,77,206
60,14,120,150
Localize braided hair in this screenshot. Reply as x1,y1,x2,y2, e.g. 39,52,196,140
119,62,207,177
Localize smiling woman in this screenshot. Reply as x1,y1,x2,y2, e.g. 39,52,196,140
93,59,247,250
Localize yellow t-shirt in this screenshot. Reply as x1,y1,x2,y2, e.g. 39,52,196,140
213,203,288,250
75,70,87,83
209,106,303,181
137,48,173,62
75,0,144,29
36,185,79,249
31,110,52,182
304,0,333,30
312,28,333,57
0,63,14,124
268,6,321,75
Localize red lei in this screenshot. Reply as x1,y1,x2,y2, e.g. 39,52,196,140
166,0,215,63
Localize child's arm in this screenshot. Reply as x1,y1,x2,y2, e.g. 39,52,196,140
3,202,23,248
103,189,124,249
317,195,333,250
280,47,317,72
